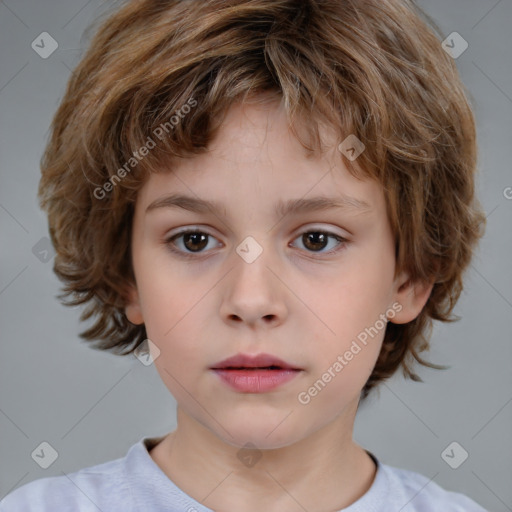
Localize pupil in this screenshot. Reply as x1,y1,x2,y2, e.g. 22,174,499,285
304,232,327,251
184,232,208,252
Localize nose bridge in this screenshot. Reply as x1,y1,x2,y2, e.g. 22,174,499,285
232,233,276,294
221,232,286,325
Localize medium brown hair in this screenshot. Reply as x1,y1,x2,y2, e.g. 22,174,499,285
38,0,486,398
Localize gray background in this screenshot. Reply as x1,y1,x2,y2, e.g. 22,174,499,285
0,0,511,510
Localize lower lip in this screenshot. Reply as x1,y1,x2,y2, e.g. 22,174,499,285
212,369,301,392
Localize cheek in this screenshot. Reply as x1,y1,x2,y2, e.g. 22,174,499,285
309,258,392,332
148,317,209,402
297,330,383,414
135,250,212,336
331,243,394,323
298,251,393,381
137,284,212,384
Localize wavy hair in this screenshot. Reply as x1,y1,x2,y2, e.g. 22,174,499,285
38,0,486,398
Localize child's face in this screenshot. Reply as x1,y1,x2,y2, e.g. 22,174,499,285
126,97,431,449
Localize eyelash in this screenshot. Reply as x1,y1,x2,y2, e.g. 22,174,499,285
164,228,348,260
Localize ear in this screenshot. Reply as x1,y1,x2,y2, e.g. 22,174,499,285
388,271,434,324
123,283,144,325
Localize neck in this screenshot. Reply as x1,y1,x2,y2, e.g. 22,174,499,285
150,402,377,512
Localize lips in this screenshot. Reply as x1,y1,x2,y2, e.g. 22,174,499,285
210,353,303,393
210,352,302,371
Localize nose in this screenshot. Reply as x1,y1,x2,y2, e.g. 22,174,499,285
219,240,288,328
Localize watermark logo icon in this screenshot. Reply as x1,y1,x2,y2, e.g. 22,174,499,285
31,32,58,59
134,339,160,366
32,237,55,263
237,442,262,468
236,236,263,264
338,135,365,161
442,32,468,59
441,441,469,469
31,441,59,469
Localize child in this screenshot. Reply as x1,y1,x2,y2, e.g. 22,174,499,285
1,0,488,510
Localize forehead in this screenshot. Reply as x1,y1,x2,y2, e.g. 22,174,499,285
136,100,385,219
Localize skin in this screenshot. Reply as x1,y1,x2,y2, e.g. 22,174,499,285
125,96,433,512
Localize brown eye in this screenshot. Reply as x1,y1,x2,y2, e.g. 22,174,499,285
302,232,328,251
165,230,221,258
292,230,347,255
181,232,209,252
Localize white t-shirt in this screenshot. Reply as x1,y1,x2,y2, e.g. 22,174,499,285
0,436,488,511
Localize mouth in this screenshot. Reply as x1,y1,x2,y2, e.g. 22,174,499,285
218,366,289,370
210,352,302,371
210,353,303,393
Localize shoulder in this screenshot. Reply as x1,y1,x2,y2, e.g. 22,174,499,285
380,463,488,511
0,456,128,512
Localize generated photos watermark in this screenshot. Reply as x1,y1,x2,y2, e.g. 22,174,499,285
297,301,403,405
93,97,197,200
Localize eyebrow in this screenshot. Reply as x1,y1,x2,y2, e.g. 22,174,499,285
145,193,372,218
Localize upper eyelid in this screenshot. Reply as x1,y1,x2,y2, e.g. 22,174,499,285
166,224,348,240
166,226,348,252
